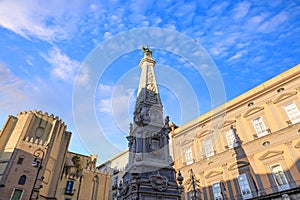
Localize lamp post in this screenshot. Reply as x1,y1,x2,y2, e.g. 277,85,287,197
188,169,200,200
177,170,184,200
29,149,45,200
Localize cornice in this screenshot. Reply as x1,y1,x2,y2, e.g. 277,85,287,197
174,65,300,137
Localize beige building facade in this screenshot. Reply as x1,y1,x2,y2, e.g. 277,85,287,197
172,64,300,199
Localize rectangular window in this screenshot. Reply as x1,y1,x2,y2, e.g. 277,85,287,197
10,189,23,200
112,176,118,190
252,117,268,137
237,173,252,199
225,129,238,149
185,148,193,165
204,139,214,157
270,164,290,191
212,182,223,200
284,102,300,124
17,157,24,165
187,189,200,200
65,180,75,194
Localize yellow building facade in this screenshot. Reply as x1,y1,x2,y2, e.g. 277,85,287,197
172,64,300,199
57,152,110,200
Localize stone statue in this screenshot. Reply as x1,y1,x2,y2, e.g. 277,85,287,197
142,46,152,58
129,123,133,133
164,116,170,127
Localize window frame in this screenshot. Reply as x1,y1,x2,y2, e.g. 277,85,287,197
17,157,24,165
65,180,75,195
270,163,290,191
237,173,252,199
10,188,23,200
18,175,26,185
252,116,268,137
204,139,214,157
212,182,223,200
225,129,238,149
185,147,193,165
284,102,300,124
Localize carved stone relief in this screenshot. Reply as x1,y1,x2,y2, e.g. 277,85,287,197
149,173,168,192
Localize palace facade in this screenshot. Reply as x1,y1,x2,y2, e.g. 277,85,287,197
172,64,300,199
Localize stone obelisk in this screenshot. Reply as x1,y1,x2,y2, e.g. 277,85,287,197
120,47,180,199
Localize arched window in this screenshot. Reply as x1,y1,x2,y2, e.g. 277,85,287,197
92,175,99,200
18,175,26,185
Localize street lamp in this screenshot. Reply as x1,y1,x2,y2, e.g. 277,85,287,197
29,149,45,200
188,169,200,200
177,170,184,200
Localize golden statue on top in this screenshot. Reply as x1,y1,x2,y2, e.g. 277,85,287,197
142,45,152,58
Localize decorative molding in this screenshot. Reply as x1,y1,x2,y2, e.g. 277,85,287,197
220,120,236,128
295,140,300,149
273,90,297,104
181,138,194,146
228,161,249,171
149,173,168,192
196,130,213,138
243,106,264,118
205,170,223,179
258,150,284,161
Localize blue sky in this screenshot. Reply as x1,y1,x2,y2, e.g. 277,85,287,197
0,0,299,162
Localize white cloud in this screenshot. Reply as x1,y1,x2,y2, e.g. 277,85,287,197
41,46,80,82
98,84,134,115
104,32,113,40
0,0,83,42
228,49,248,61
208,1,230,16
246,15,266,29
98,83,114,97
0,1,60,42
76,65,89,85
258,11,288,33
233,2,251,19
111,15,119,21
99,99,112,113
0,63,26,111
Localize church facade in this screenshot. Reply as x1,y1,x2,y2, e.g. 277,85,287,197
0,110,71,199
0,110,110,200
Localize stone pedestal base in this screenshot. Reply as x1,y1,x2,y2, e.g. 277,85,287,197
121,167,180,200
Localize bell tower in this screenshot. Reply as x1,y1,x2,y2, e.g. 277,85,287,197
120,47,180,199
